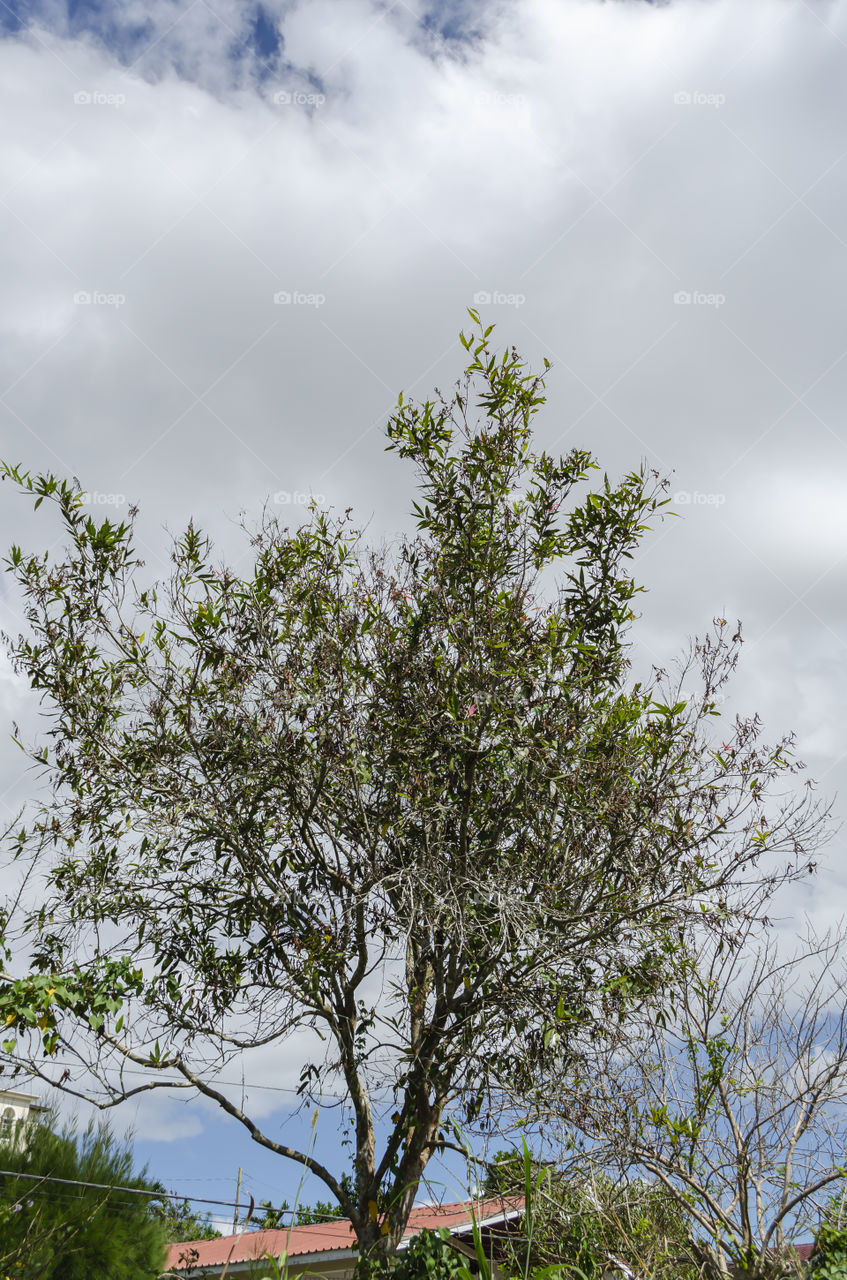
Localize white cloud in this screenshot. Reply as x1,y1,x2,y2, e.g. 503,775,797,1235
126,1089,207,1143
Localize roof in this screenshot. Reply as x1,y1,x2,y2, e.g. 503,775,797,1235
165,1196,525,1274
724,1245,814,1274
0,1088,45,1109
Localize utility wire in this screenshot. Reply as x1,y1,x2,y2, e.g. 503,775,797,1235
0,1169,282,1215
0,1169,516,1226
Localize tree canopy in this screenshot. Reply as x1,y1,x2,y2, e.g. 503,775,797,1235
0,314,827,1271
0,1111,166,1280
149,1186,220,1243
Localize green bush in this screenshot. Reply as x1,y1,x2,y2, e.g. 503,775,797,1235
0,1111,167,1280
811,1195,847,1280
391,1229,468,1280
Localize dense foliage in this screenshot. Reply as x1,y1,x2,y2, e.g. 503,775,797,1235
391,1229,468,1280
0,1113,166,1280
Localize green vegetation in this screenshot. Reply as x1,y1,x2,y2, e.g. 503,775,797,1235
255,1196,345,1228
0,315,828,1274
149,1185,221,1242
0,1112,166,1280
811,1193,847,1280
482,1147,696,1280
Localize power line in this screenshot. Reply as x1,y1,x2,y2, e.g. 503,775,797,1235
0,1168,317,1216
13,1059,352,1099
0,1168,237,1209
0,1169,515,1227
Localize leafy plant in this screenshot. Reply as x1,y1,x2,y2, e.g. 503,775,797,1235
0,1111,166,1280
811,1192,847,1280
0,313,825,1275
149,1186,221,1242
391,1229,468,1280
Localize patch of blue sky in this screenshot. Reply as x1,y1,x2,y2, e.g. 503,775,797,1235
251,4,280,62
418,0,485,46
230,6,288,87
0,0,33,35
0,0,288,85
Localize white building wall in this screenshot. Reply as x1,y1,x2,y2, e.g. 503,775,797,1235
0,1088,43,1146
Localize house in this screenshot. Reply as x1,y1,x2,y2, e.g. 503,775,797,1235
0,1088,47,1147
162,1195,525,1280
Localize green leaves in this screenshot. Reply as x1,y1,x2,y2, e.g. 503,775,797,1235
0,1113,168,1280
0,314,824,1273
392,1229,468,1280
650,700,689,719
0,960,143,1060
811,1197,847,1280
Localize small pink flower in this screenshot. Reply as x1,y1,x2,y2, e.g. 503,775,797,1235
466,704,477,717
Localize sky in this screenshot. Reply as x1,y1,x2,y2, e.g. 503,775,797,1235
1,0,847,1229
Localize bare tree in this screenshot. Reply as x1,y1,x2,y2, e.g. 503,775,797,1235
538,914,847,1280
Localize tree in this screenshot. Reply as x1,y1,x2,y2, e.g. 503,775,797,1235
149,1186,221,1241
537,918,847,1280
0,1111,166,1280
254,1196,345,1228
0,315,828,1274
810,1191,847,1280
482,1149,696,1280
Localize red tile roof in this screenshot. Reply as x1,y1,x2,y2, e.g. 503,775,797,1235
726,1245,814,1272
165,1196,524,1273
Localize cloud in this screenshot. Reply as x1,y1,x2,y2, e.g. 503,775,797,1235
125,1089,207,1143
